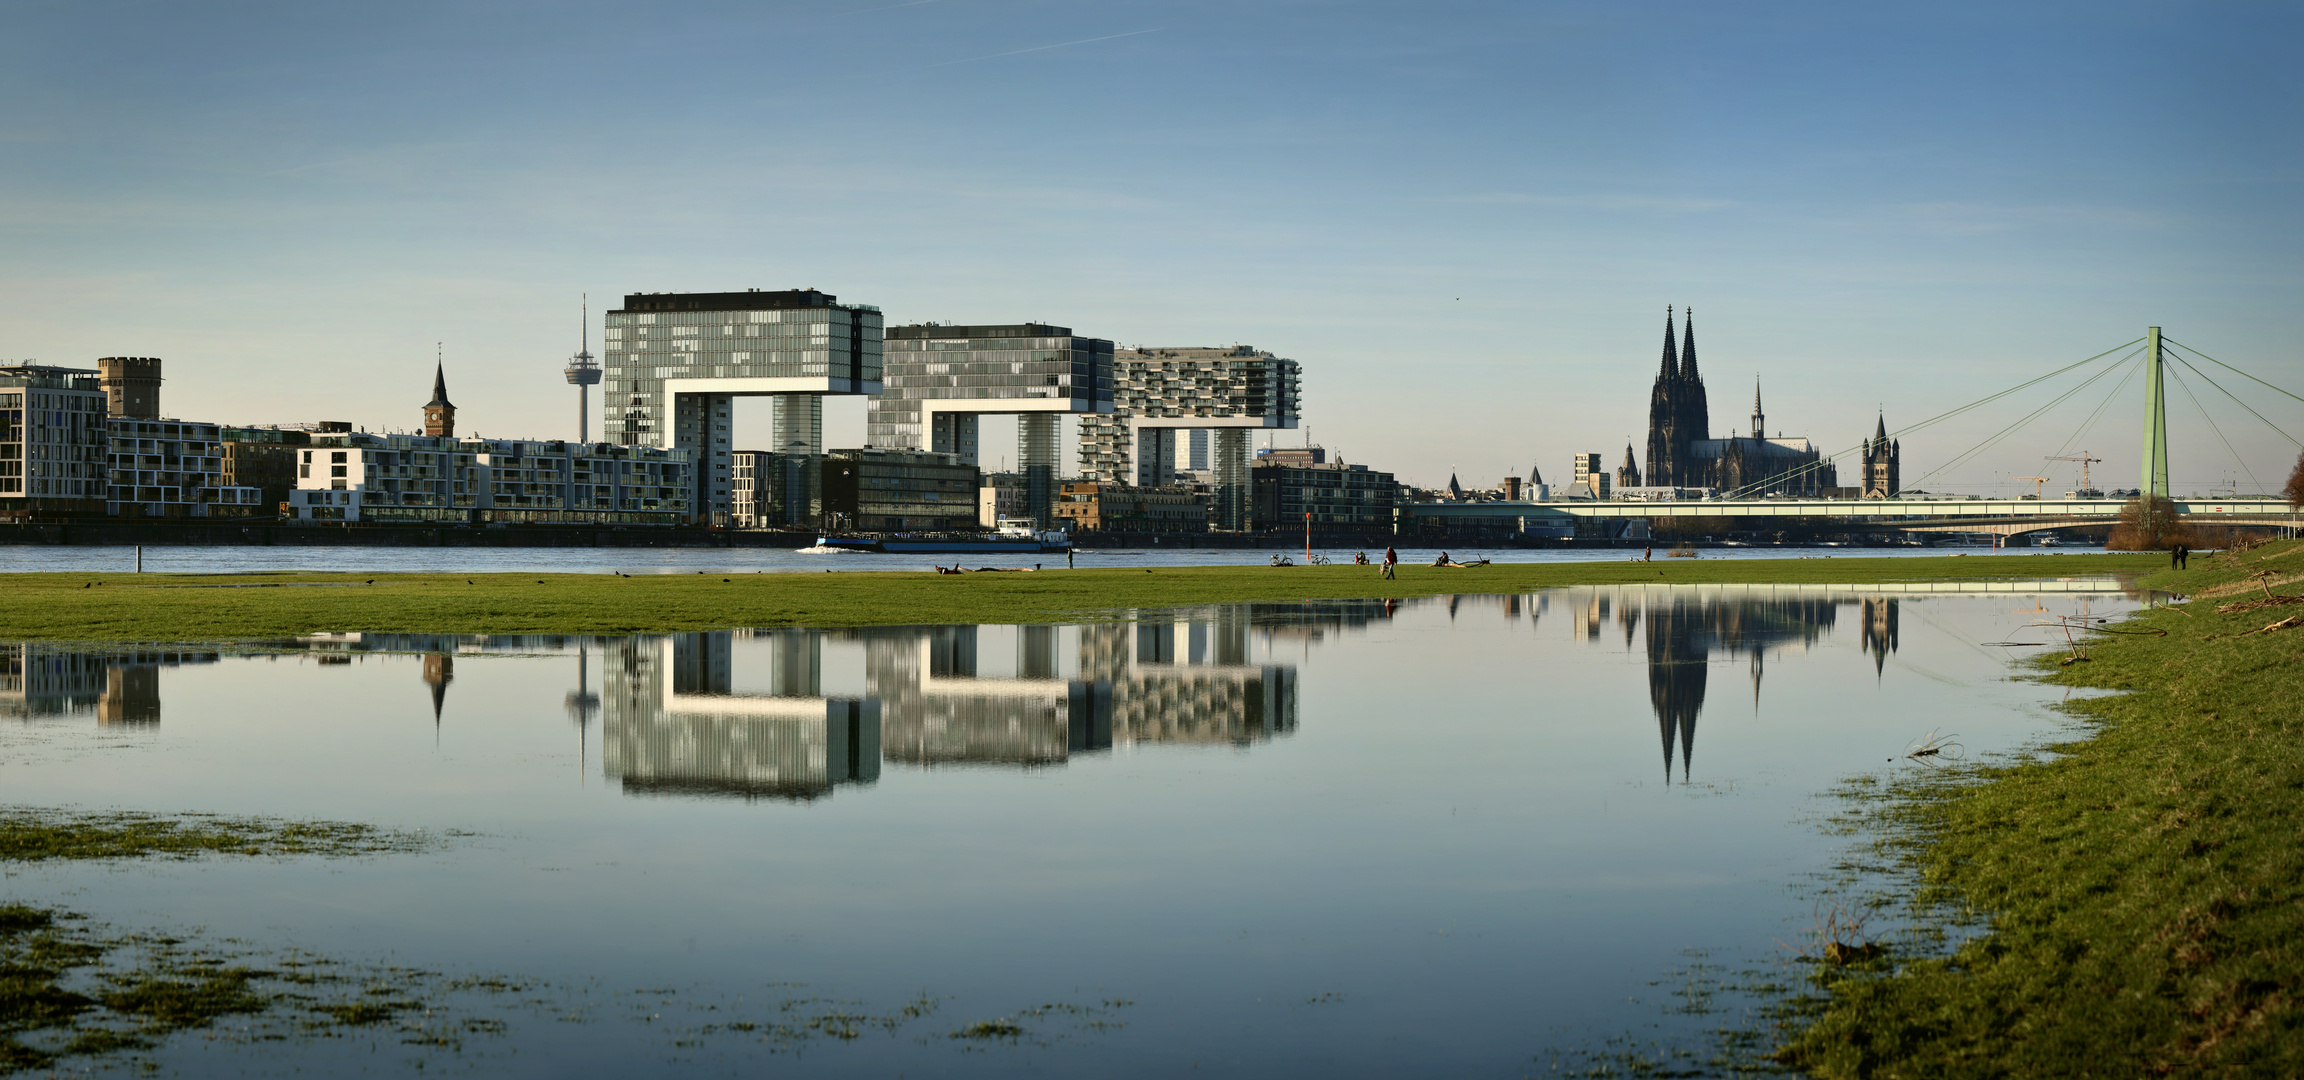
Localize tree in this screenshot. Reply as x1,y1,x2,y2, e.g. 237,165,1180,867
2107,494,2190,551
2286,449,2304,509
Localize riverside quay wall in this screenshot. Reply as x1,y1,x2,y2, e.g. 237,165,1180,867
0,520,826,549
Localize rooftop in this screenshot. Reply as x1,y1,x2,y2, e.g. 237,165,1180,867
612,289,872,314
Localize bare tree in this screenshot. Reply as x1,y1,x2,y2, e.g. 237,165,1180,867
2107,494,2191,550
2286,450,2304,510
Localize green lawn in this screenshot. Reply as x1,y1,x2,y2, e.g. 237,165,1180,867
1777,538,2304,1076
0,552,2158,640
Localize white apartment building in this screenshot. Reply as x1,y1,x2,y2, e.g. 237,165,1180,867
285,432,692,524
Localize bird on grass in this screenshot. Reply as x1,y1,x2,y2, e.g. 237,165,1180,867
722,578,730,583
467,580,474,585
366,579,374,585
82,582,91,588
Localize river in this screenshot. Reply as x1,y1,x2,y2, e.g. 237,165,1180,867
0,581,2132,1076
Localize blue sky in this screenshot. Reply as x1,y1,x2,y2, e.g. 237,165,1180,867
4,0,2298,494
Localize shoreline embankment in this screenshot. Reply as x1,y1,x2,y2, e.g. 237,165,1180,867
1777,537,2304,1076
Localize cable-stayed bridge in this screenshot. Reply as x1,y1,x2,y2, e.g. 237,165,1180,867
1401,494,2297,538
1403,327,2302,537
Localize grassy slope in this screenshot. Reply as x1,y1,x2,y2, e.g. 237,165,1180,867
1778,539,2304,1077
0,553,2157,640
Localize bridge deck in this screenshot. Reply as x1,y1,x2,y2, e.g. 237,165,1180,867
1399,497,2298,524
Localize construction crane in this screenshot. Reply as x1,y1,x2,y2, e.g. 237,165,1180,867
2045,452,2103,496
2013,476,2050,499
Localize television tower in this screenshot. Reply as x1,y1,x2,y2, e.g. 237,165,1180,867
564,294,603,442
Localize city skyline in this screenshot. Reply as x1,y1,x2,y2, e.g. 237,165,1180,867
3,2,2297,495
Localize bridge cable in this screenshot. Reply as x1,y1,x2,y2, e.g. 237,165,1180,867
2051,351,2144,464
2164,353,2302,451
1904,347,2146,494
2162,339,2304,408
2162,361,2268,494
1712,338,2146,500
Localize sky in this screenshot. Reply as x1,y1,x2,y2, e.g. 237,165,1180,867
3,0,2299,495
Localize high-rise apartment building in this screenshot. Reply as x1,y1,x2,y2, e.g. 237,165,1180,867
603,290,884,524
869,323,1113,527
0,364,108,517
1079,346,1300,531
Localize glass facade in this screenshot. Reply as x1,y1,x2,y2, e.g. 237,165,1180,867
867,324,1114,451
868,323,1114,528
601,290,883,523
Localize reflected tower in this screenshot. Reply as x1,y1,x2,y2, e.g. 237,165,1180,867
423,653,454,725
1861,598,1900,677
1645,598,1707,784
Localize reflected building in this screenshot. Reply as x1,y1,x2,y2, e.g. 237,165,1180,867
596,606,1322,796
602,630,879,802
423,654,453,724
1,645,218,723
1633,591,1840,783
1861,598,1900,676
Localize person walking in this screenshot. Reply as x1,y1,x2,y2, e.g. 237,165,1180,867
1382,545,1397,580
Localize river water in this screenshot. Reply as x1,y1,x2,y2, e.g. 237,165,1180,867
0,582,2132,1077
0,542,2105,575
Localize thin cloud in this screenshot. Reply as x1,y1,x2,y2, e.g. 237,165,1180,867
928,28,1160,67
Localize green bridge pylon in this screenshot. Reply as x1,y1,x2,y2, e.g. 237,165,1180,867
2141,326,2169,499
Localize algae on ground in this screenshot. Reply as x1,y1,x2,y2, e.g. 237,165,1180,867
0,903,529,1074
0,807,425,863
1773,538,2304,1077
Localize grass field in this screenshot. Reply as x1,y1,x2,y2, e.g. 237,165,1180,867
0,552,2160,640
1776,538,2304,1076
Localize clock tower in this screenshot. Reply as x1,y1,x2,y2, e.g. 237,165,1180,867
424,361,456,437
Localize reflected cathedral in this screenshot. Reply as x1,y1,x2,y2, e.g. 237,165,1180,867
1627,593,1900,782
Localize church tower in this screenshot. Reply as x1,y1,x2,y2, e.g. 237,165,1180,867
424,361,457,437
1645,308,1682,486
1616,443,1642,491
1861,413,1900,497
1643,306,1712,488
1679,308,1709,444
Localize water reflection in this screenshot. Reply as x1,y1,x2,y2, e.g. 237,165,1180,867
1,644,219,723
2,585,2111,796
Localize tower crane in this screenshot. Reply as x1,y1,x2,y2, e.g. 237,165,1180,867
2045,452,2102,497
2013,476,2050,499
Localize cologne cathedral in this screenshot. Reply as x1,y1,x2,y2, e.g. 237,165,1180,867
1638,308,1840,497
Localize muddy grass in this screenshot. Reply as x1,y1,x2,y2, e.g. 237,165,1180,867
1770,537,2304,1076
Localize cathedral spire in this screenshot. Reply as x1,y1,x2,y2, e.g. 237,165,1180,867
1874,411,1888,444
1680,307,1699,380
1659,306,1679,378
1752,377,1765,439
